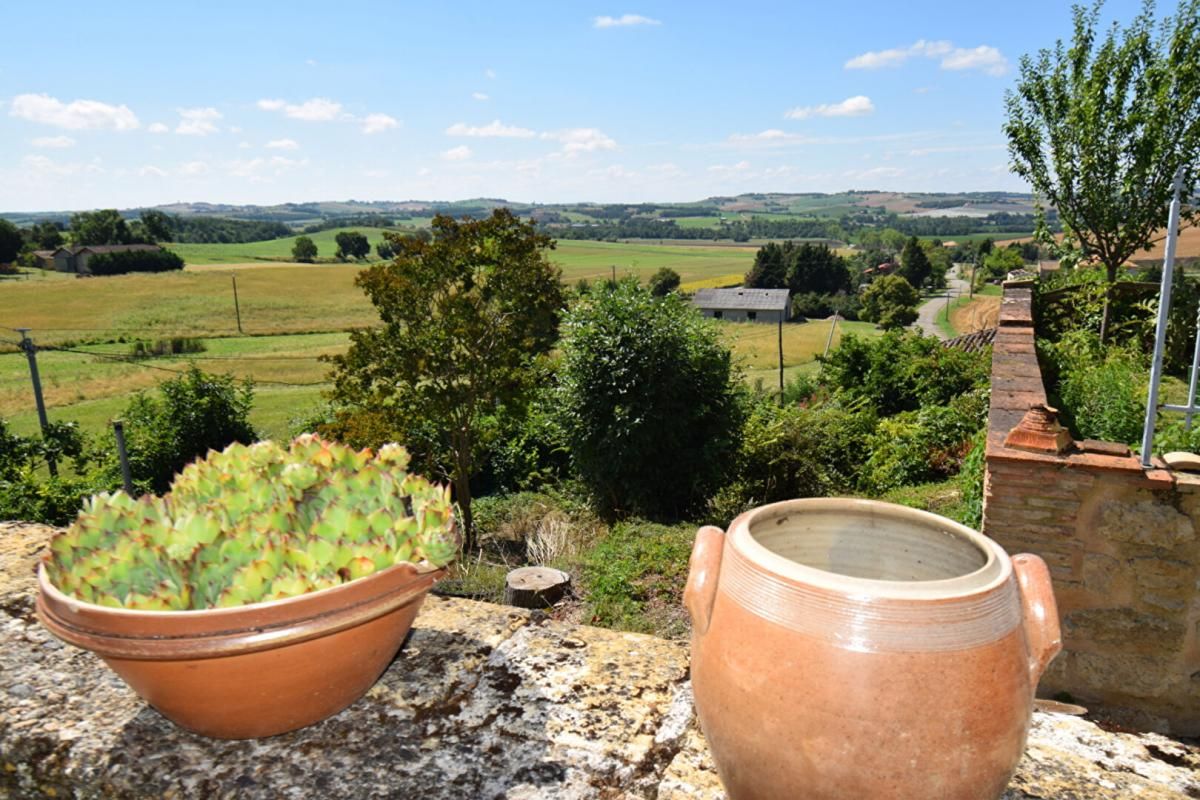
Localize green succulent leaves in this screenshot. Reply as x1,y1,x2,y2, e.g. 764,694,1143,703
45,435,457,610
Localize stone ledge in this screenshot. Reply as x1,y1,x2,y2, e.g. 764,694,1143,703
3,523,1198,799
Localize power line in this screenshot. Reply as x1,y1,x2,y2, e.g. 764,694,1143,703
41,346,332,387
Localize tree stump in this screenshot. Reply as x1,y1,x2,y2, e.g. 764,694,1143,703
503,567,571,609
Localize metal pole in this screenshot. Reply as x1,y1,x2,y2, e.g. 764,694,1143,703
232,274,243,334
16,328,56,477
112,420,134,494
1183,297,1200,431
1140,167,1186,467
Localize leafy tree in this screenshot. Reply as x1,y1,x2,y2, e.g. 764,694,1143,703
334,230,371,261
292,235,318,263
140,210,175,243
859,274,920,330
326,210,565,551
376,239,395,261
648,267,681,296
980,246,1027,285
921,240,952,290
555,278,744,519
744,242,788,288
0,419,107,525
0,220,22,263
112,366,257,494
898,236,932,290
1004,0,1200,341
787,243,852,295
70,209,134,246
28,221,64,251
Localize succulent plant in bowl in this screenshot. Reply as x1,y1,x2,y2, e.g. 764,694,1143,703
37,434,459,739
45,434,458,610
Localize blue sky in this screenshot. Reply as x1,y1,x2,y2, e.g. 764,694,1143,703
0,0,1149,210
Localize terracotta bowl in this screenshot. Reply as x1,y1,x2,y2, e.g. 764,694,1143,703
37,562,443,739
684,498,1061,800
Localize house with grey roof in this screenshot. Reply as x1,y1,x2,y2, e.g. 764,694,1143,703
691,288,790,323
49,244,162,274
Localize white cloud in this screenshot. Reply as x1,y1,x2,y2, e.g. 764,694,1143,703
593,14,661,28
21,154,103,176
10,93,139,131
845,40,951,69
228,156,308,180
844,166,907,180
175,107,222,136
179,160,211,176
914,87,932,95
266,138,300,150
362,113,399,134
446,120,536,138
31,135,75,148
137,165,167,177
941,46,1009,76
147,122,169,134
707,160,751,174
785,95,874,120
238,141,252,149
472,92,489,101
485,68,497,79
305,58,318,66
442,145,472,161
543,128,617,153
727,129,808,145
845,39,1007,76
907,143,1006,157
258,97,343,121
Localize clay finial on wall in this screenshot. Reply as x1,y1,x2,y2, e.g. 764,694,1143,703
1004,404,1074,454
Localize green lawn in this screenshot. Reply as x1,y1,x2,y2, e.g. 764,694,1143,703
168,227,408,265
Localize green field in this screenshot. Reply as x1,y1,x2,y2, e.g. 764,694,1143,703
168,227,409,265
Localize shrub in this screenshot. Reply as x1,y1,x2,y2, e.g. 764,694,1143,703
860,274,919,329
111,366,257,493
472,490,602,564
86,249,185,275
820,330,990,416
1039,330,1146,445
556,279,745,519
581,519,696,637
292,235,318,263
482,384,571,493
128,337,206,359
708,395,877,523
0,420,111,525
648,267,681,296
860,401,983,494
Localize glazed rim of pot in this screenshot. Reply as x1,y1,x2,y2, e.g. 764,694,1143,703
730,497,1009,600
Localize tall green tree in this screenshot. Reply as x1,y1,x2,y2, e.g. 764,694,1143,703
1004,0,1200,341
648,267,681,296
70,209,133,246
29,221,65,250
334,230,370,261
139,210,175,243
787,243,852,295
0,220,22,263
292,235,318,263
555,279,744,519
860,274,920,330
326,210,565,551
744,242,788,288
898,237,932,290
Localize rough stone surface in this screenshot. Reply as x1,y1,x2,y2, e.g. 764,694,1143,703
1097,499,1195,548
3,523,1199,799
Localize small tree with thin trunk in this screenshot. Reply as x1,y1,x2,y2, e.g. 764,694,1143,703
325,210,565,552
292,235,318,263
1004,0,1200,342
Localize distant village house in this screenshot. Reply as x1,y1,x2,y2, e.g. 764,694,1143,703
39,244,162,274
692,288,790,324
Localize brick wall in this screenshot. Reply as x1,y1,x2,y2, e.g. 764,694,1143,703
983,282,1200,735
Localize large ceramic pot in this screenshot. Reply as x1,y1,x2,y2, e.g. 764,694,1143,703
37,561,443,739
684,498,1061,800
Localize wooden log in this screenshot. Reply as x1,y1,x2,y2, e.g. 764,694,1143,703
503,567,571,609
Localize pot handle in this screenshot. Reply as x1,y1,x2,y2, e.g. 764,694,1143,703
684,525,725,637
1012,553,1062,686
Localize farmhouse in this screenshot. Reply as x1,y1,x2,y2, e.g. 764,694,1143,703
692,287,789,323
48,244,162,274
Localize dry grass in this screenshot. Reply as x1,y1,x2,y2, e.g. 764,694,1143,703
679,273,746,291
719,319,881,371
949,296,1001,334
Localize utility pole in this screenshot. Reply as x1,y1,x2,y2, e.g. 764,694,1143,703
16,328,56,477
231,275,244,334
777,313,784,403
823,314,839,358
